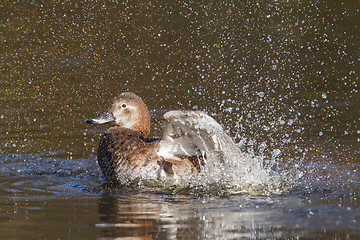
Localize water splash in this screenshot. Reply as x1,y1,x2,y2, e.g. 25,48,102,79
189,148,302,195
138,134,302,195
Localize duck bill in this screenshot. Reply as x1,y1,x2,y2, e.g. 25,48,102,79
85,111,115,124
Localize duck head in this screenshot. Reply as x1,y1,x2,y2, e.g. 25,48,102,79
86,92,151,136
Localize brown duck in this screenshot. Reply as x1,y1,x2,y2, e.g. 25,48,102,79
86,92,239,186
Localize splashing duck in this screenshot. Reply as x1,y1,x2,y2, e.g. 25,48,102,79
86,92,240,186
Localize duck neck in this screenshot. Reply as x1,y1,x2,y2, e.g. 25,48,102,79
132,108,150,136
132,121,150,137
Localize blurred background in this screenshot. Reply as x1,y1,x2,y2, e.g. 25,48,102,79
1,1,358,161
0,1,359,238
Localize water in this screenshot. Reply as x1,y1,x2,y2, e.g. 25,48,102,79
1,0,359,239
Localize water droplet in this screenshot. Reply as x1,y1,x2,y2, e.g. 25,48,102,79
257,91,265,98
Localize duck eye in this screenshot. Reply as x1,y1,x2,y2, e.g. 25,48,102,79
122,104,127,108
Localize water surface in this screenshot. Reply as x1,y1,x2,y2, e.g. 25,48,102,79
1,0,359,239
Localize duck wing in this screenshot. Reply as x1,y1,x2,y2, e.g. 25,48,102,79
157,111,240,167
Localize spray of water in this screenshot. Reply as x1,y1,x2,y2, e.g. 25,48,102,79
136,122,302,196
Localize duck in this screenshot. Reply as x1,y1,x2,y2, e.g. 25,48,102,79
86,92,240,186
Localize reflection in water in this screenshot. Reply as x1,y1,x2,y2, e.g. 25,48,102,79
96,193,281,239
98,196,156,239
0,152,359,238
95,191,360,239
97,194,203,239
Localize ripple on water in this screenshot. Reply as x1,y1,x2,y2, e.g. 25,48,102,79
0,150,359,198
0,153,104,200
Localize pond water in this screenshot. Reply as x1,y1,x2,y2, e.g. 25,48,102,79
1,1,359,239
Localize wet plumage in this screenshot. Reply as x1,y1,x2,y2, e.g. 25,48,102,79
86,92,239,186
